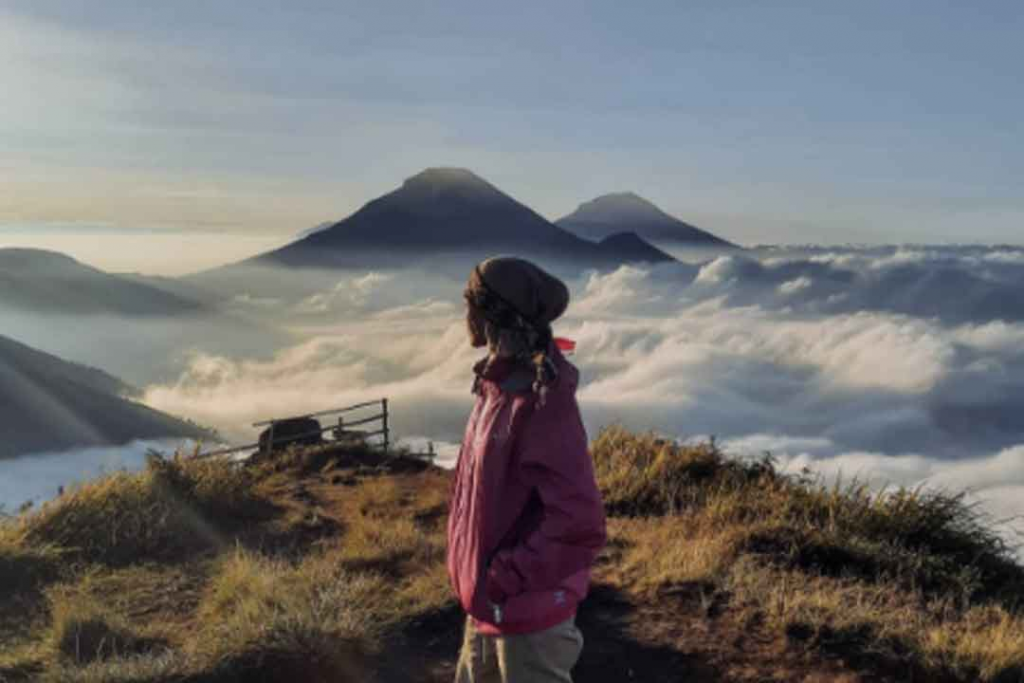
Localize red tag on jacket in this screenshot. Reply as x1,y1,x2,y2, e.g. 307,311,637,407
554,337,576,353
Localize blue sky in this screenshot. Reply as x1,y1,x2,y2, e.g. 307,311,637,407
1,0,1021,254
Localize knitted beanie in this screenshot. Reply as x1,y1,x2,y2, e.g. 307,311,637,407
464,257,570,402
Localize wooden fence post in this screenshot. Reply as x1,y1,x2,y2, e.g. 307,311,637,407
264,420,275,457
382,398,390,454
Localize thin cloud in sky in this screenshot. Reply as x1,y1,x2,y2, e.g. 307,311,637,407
1,2,1022,243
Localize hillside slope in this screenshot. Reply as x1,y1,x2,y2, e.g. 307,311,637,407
2,430,1021,682
0,249,206,316
0,334,210,459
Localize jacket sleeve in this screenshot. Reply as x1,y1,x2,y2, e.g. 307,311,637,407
487,387,607,599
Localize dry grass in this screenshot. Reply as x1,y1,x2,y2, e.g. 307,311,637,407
46,588,145,664
326,476,447,581
0,444,451,682
3,429,1024,682
12,453,273,567
723,558,1024,680
0,527,64,598
601,517,742,597
591,425,1024,681
593,425,1022,603
186,548,379,680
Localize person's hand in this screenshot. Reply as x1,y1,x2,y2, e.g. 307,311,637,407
486,563,510,605
486,550,525,607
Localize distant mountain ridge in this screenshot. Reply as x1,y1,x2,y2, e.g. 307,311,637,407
597,232,676,264
0,334,210,459
0,248,292,387
294,221,335,240
557,192,736,247
236,168,676,273
0,248,206,316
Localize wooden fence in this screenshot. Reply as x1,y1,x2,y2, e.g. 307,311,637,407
195,398,389,460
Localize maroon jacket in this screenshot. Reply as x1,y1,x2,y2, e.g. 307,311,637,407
447,347,607,635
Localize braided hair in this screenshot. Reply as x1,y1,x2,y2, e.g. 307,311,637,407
464,265,559,403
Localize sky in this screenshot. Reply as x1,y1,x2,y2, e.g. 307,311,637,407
1,0,1022,273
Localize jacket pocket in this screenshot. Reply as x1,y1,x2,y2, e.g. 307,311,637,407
498,588,578,629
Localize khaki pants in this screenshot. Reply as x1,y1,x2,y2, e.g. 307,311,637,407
454,616,584,683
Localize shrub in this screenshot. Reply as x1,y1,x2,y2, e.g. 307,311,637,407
17,454,273,566
591,425,775,516
592,425,1024,604
594,426,1024,681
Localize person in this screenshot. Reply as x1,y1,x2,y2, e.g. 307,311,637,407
448,256,607,683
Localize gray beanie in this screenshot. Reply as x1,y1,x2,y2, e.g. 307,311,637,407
465,257,569,327
465,257,570,402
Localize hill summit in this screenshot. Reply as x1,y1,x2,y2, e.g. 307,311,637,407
399,167,505,200
566,192,675,226
0,248,205,316
558,193,736,247
0,248,82,274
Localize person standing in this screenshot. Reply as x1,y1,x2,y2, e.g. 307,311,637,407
448,257,607,683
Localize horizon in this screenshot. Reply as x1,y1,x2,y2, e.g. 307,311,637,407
2,1,1022,275
1,163,1021,277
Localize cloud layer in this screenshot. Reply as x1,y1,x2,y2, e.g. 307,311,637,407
130,246,1024,549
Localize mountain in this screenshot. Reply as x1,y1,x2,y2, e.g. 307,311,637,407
0,249,206,316
557,192,737,247
115,272,230,307
294,221,335,239
0,249,290,387
597,232,676,264
0,334,210,459
233,168,677,273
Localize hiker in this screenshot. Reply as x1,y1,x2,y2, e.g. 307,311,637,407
448,257,607,683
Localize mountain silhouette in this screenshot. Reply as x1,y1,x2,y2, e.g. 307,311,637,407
597,232,676,263
0,334,210,459
294,221,335,239
557,192,736,247
245,168,676,271
0,248,206,316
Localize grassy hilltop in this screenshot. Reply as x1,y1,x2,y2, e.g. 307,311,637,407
2,428,1023,682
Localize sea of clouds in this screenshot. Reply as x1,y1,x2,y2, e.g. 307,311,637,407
143,245,1024,544
8,245,1024,548
140,247,1024,454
